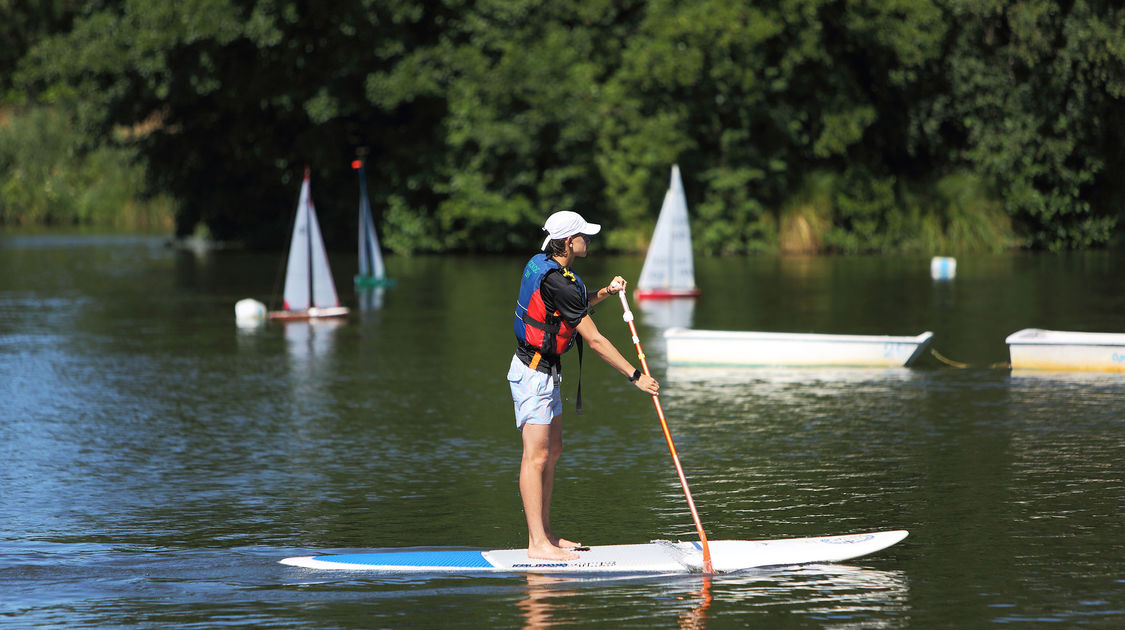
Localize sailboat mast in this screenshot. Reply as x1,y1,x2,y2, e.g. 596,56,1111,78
304,167,315,305
356,162,367,276
358,163,371,274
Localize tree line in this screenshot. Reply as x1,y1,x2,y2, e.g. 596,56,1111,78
3,0,1124,254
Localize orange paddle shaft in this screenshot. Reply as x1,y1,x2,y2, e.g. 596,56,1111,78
616,289,713,574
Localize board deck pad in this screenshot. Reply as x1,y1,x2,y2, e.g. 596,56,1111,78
281,530,908,574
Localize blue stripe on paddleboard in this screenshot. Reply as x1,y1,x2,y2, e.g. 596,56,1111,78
315,550,492,568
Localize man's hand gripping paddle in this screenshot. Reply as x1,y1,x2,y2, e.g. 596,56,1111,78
612,283,714,574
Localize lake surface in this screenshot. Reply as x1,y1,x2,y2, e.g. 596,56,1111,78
1,234,1123,628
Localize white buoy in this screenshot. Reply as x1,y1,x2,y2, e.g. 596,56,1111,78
930,256,956,280
235,298,267,327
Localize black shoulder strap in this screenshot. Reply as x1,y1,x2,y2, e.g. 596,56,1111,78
575,335,584,414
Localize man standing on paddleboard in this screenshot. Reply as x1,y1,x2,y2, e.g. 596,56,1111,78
509,210,660,561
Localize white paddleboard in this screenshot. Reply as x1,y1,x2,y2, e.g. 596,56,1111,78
280,530,907,574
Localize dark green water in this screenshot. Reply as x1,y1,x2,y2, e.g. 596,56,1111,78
2,234,1123,628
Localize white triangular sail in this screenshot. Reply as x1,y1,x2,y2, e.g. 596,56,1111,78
637,165,698,296
282,174,313,311
280,169,342,314
356,163,386,281
307,199,339,309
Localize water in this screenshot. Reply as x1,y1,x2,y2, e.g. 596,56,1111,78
1,234,1123,628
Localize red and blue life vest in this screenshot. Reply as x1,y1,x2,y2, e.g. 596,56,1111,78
514,255,587,360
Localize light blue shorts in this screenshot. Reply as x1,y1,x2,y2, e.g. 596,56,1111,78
507,354,562,429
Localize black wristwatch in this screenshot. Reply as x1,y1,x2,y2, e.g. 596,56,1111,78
628,368,642,382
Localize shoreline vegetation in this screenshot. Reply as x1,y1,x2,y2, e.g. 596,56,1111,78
0,107,174,233
3,2,1124,255
0,105,1023,254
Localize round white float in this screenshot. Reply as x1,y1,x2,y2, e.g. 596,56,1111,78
234,298,267,326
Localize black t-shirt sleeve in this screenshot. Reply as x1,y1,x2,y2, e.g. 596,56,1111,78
541,270,588,327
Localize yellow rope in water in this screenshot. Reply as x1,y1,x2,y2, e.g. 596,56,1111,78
929,348,1011,370
930,348,970,368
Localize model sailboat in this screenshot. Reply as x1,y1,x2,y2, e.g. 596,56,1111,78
635,165,701,299
352,160,393,287
268,168,350,321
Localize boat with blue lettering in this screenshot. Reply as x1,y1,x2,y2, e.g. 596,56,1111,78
1006,328,1125,372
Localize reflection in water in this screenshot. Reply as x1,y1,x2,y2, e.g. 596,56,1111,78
234,319,265,355
519,574,575,630
634,300,696,368
1007,370,1125,387
719,564,910,628
283,319,344,386
519,573,712,630
357,286,387,314
676,575,711,630
516,563,906,629
663,365,921,406
637,298,696,331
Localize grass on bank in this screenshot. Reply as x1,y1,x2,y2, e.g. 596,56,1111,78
0,106,173,231
777,170,1020,255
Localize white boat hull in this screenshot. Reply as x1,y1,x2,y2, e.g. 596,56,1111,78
664,329,934,368
1006,328,1125,372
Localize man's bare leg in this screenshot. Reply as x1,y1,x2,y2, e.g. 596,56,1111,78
520,422,579,560
540,419,581,549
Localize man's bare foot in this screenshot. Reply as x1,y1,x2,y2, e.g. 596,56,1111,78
552,537,582,549
528,543,580,561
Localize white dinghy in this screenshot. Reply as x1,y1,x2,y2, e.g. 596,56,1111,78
1006,328,1125,372
664,328,934,368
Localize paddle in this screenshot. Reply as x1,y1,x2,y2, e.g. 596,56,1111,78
612,284,714,574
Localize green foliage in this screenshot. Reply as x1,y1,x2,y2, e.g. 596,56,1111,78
6,0,1125,253
695,166,775,255
779,168,1015,254
381,194,439,256
931,172,1016,252
0,0,83,98
823,166,899,253
429,0,623,252
14,0,456,249
945,0,1125,251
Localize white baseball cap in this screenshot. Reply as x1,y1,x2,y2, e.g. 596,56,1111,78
540,211,602,250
